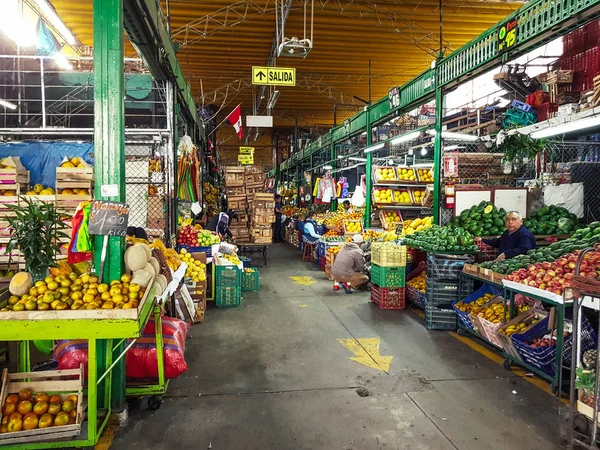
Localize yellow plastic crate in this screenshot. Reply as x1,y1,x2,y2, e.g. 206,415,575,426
371,243,406,267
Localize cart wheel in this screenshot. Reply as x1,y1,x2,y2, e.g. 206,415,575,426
456,328,467,336
550,384,560,396
503,359,512,370
148,395,162,410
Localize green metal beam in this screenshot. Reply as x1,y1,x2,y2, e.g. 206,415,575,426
93,0,126,411
123,0,201,136
364,109,372,228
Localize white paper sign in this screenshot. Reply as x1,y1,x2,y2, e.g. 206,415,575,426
101,184,119,197
191,202,202,215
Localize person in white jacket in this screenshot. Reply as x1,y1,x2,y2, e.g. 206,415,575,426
331,234,369,294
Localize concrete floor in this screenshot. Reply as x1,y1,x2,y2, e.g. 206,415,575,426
112,244,565,450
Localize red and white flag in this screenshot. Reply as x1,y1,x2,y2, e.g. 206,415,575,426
226,105,243,140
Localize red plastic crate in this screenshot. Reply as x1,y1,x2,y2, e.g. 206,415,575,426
370,285,406,310
474,238,498,263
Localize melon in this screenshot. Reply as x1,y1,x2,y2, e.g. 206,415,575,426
156,274,168,292
147,257,161,277
143,263,156,279
134,243,152,261
131,269,152,288
124,246,148,272
9,272,33,297
152,280,164,297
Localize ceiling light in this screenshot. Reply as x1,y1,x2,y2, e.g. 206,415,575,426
428,130,479,141
444,145,465,151
348,157,366,162
364,143,385,153
421,147,428,156
54,53,73,70
0,10,36,47
530,115,600,139
391,131,420,145
0,99,17,110
32,0,77,46
323,165,332,170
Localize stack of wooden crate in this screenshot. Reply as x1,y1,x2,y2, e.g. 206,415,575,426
0,157,29,217
248,193,274,244
55,162,93,215
244,166,265,195
224,167,249,240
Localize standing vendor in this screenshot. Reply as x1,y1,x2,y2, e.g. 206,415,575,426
483,211,536,260
274,194,283,243
331,234,369,293
206,209,238,241
302,212,323,244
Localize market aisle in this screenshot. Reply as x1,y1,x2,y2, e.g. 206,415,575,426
111,244,564,450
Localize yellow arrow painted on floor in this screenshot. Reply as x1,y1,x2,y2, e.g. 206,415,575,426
337,337,393,372
289,276,317,286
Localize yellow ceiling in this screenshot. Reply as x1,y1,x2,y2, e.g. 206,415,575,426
51,0,524,127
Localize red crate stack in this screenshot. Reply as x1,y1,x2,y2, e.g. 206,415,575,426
370,285,406,310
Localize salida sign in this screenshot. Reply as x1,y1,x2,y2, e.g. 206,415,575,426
252,67,296,86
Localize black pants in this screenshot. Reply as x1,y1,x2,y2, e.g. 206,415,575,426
274,219,283,243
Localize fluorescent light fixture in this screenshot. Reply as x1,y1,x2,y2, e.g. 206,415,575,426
32,0,77,46
0,9,36,47
443,145,465,151
348,157,366,162
428,130,479,141
337,155,345,159
530,115,600,139
391,131,420,145
323,165,333,170
267,90,280,109
364,143,385,153
421,147,428,156
54,53,73,70
0,99,17,110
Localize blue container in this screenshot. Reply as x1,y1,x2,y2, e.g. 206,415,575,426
452,284,503,332
511,316,597,377
176,245,213,257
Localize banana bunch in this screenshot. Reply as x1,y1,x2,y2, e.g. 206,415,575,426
149,159,161,173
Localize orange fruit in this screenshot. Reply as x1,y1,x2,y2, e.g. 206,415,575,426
19,389,32,401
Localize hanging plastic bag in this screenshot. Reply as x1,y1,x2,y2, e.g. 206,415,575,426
352,185,365,208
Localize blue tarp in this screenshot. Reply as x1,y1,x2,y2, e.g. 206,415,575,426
0,141,93,188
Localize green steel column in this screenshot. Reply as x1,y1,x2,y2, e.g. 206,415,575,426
331,144,337,212
432,70,443,225
93,0,126,410
364,110,372,227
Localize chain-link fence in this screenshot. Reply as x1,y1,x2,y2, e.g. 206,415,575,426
125,140,169,240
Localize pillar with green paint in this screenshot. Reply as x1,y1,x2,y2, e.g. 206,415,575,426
93,0,126,410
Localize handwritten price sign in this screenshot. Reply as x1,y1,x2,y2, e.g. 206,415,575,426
88,201,130,237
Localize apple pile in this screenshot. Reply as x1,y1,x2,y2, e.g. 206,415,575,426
505,249,600,295
177,225,220,247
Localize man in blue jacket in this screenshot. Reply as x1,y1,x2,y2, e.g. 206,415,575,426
483,211,536,260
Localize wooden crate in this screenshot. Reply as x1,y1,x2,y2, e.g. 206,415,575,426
226,185,246,196
0,170,29,187
251,236,272,244
224,167,245,187
56,166,93,182
245,184,264,195
0,365,84,445
25,195,56,204
231,213,249,225
227,195,247,211
251,212,275,225
249,226,272,238
229,226,250,238
250,200,275,211
244,173,264,184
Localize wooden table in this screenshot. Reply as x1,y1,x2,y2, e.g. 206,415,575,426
236,243,270,265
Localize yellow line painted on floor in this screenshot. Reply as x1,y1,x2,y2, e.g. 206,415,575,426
408,308,567,403
289,276,317,286
95,414,119,450
338,337,393,372
447,331,568,404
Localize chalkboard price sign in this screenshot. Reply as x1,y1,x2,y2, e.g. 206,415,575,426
89,201,130,237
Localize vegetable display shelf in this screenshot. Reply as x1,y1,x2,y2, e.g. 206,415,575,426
0,285,156,450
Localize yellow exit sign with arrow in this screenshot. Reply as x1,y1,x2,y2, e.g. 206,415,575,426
252,66,296,86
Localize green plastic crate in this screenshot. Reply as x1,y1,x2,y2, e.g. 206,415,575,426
242,269,260,291
371,264,406,287
216,286,241,307
216,265,242,287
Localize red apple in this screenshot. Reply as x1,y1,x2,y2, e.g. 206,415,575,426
564,273,574,280
542,262,551,270
543,275,552,282
568,262,576,270
557,258,568,267
529,280,539,287
539,283,546,290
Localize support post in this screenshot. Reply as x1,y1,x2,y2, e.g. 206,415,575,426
433,69,443,225
40,59,46,128
364,110,372,227
331,142,337,212
93,0,126,410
